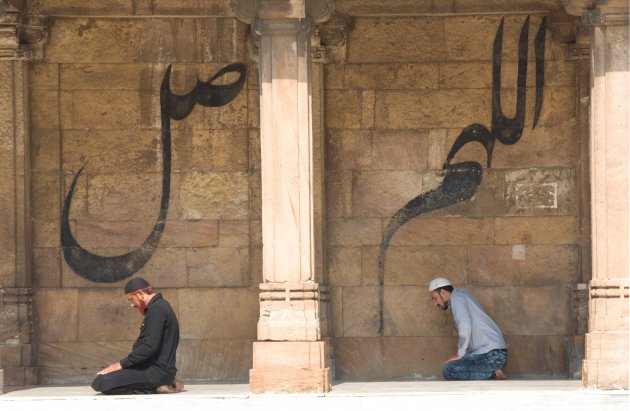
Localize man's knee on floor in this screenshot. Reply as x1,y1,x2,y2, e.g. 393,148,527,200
91,374,105,392
442,362,458,380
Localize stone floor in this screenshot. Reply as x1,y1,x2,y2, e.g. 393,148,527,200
1,380,628,411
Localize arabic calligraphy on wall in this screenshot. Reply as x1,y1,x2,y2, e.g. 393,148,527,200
61,64,247,283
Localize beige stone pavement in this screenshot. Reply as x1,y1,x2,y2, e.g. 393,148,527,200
0,380,628,411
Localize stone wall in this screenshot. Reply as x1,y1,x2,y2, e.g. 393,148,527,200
12,0,587,384
28,1,261,384
325,2,586,380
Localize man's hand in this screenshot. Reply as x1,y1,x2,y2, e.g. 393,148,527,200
96,362,122,375
444,355,462,364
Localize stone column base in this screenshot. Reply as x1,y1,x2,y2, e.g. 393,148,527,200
249,341,331,393
583,331,629,389
1,367,38,386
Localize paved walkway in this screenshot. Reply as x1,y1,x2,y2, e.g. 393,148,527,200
1,380,628,411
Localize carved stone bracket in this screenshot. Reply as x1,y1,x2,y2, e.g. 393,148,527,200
0,5,47,60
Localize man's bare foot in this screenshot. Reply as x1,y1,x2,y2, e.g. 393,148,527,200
494,369,507,380
156,380,184,394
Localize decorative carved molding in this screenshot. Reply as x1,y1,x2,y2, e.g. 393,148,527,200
230,0,334,24
588,7,630,26
563,0,595,17
0,7,47,60
590,279,630,299
563,0,629,25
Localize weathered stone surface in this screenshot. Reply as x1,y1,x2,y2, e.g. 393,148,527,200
590,298,629,332
0,345,21,368
351,170,423,217
31,173,60,220
61,248,187,288
325,169,352,218
63,129,161,174
66,90,143,129
35,289,78,343
324,64,345,90
32,248,61,288
44,18,227,64
204,88,248,129
344,63,439,90
178,338,252,381
504,335,569,377
535,86,577,128
85,172,168,220
29,89,59,129
325,90,362,129
132,249,188,288
384,286,456,337
327,129,430,171
179,171,249,220
174,128,249,173
29,63,59,91
491,127,578,168
77,289,143,342
341,286,379,337
347,17,444,63
178,288,258,339
219,219,249,248
30,129,61,172
360,246,381,286
391,217,494,246
494,216,578,244
327,218,382,246
472,286,573,336
257,298,323,341
37,340,130,370
469,245,579,286
333,337,385,379
74,219,161,248
444,15,504,61
186,247,249,287
374,89,490,129
32,219,59,247
383,246,467,286
381,336,458,380
0,305,18,343
249,245,262,286
327,246,362,287
163,219,220,248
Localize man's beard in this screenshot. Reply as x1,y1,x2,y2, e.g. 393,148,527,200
137,299,147,315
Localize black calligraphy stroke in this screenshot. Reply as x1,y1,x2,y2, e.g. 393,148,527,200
62,64,247,283
377,17,547,335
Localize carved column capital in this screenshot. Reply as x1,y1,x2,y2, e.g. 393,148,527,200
0,5,47,60
563,0,595,17
588,0,629,26
230,0,334,24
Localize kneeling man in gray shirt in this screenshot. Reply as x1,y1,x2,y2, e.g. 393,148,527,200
429,277,508,380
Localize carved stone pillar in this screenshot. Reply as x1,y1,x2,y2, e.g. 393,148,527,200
565,0,630,390
230,0,334,393
0,2,45,390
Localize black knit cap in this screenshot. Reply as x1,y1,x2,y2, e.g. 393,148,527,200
124,277,151,294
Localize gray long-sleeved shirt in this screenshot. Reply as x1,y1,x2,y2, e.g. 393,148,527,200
450,288,507,356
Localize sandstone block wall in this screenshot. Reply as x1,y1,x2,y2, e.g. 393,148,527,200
28,2,261,384
14,0,587,384
325,3,586,380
